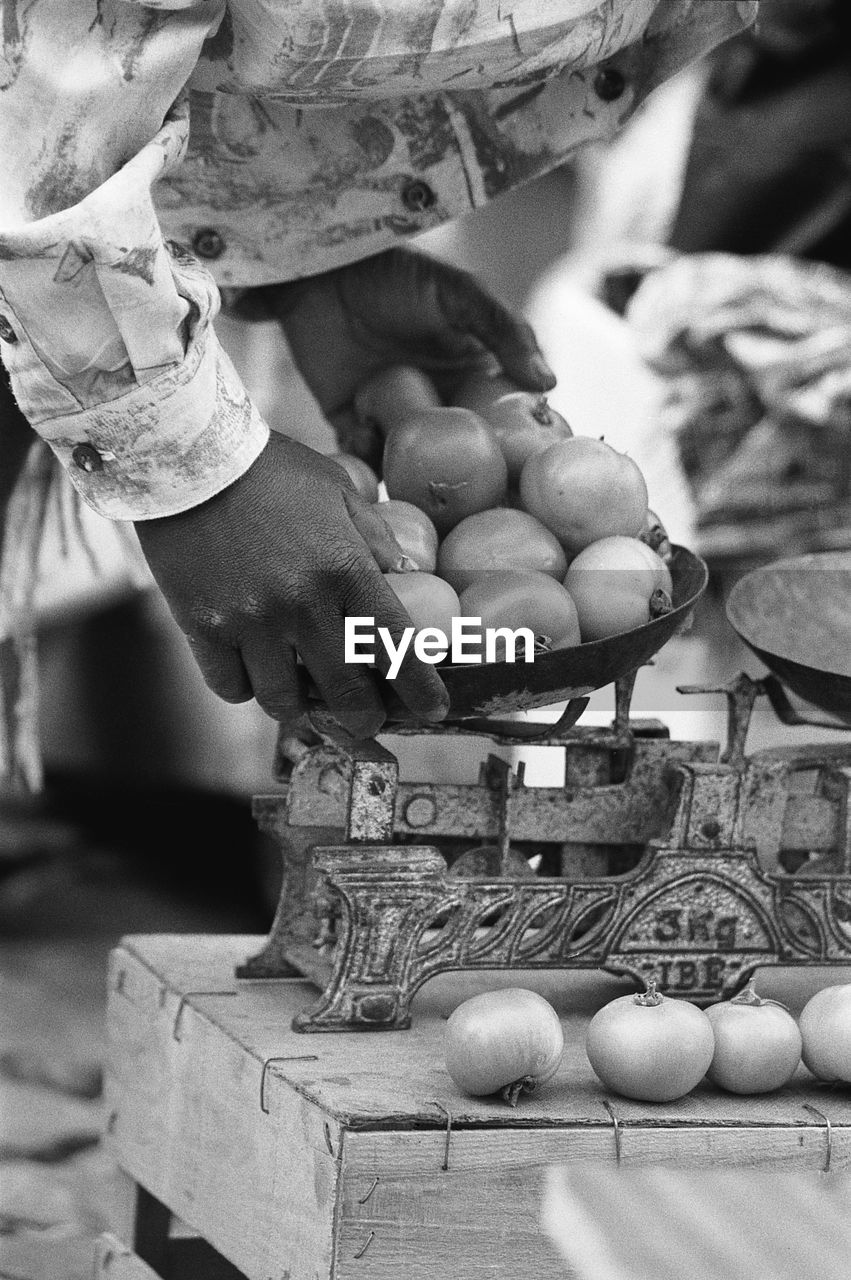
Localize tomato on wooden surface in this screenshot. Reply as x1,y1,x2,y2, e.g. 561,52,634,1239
458,571,581,657
437,509,568,593
585,981,714,1102
329,453,380,503
705,980,802,1095
519,437,648,554
799,983,851,1082
383,407,508,536
563,536,673,641
377,500,439,572
444,988,564,1106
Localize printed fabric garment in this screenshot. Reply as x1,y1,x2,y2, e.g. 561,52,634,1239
0,0,754,522
0,0,754,791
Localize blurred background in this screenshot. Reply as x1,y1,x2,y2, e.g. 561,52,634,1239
2,1,851,1276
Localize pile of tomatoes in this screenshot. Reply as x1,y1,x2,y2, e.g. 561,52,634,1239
443,980,851,1106
332,364,674,652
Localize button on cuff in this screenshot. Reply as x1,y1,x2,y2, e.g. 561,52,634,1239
401,179,436,213
594,66,627,101
192,228,226,260
72,443,104,473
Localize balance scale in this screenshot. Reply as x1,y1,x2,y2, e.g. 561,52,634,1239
240,549,851,1029
101,549,851,1280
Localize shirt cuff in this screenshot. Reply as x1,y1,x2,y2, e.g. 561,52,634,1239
0,88,269,520
12,324,270,521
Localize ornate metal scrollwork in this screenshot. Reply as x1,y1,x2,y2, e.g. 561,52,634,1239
240,676,851,1031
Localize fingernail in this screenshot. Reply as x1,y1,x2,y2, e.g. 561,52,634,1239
278,735,312,764
422,696,450,723
532,354,557,389
397,555,420,573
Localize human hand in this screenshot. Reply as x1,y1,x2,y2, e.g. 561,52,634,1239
134,433,450,739
226,247,555,454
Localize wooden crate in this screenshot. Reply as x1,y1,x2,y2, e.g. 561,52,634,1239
94,1235,159,1280
105,936,851,1280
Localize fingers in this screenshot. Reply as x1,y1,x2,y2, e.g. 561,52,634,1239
186,634,253,702
298,625,389,739
329,405,384,473
277,716,322,766
340,567,450,726
435,264,556,392
240,635,311,727
339,494,449,724
342,489,419,572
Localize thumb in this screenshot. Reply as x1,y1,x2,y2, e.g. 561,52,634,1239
343,489,419,573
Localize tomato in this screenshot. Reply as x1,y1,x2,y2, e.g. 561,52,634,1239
444,988,564,1105
585,981,715,1102
377,500,439,572
383,571,460,637
454,374,572,483
383,407,508,536
563,536,673,642
705,980,802,1094
799,983,851,1082
437,509,568,593
329,452,380,503
458,571,581,658
519,437,648,554
482,394,573,483
353,364,441,436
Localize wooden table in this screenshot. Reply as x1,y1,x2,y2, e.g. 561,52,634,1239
104,935,851,1280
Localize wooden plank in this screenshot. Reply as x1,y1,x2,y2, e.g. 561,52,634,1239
335,1158,566,1280
94,1234,161,1280
106,944,340,1280
543,1166,851,1280
342,1123,851,1178
111,936,851,1131
334,1123,851,1280
108,936,851,1280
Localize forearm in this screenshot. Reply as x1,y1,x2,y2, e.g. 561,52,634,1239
0,1,268,521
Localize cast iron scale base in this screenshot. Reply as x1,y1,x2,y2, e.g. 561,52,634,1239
240,671,851,1030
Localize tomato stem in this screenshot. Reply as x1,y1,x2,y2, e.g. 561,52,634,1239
634,978,664,1007
500,1076,537,1107
641,512,673,560
730,978,792,1012
649,588,673,619
731,978,764,1006
531,396,553,425
427,479,471,509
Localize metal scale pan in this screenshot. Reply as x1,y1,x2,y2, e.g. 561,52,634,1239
726,550,851,726
436,544,708,720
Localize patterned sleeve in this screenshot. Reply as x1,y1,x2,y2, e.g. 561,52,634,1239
0,1,269,521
